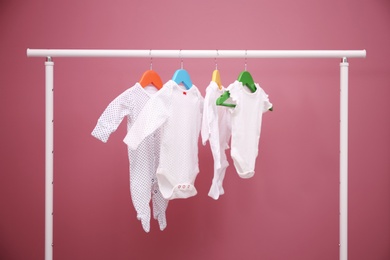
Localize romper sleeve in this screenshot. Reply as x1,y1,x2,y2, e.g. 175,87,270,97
226,81,241,104
201,86,211,145
91,88,133,143
263,92,273,113
256,84,273,113
124,84,172,150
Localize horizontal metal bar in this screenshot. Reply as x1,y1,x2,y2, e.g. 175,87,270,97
27,49,366,59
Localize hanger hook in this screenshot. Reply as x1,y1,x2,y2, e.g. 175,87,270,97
245,50,248,71
180,49,183,69
215,49,219,70
149,49,153,70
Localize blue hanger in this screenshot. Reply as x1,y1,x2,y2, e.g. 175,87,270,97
172,69,193,89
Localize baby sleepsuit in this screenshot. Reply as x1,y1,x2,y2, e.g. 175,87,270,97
201,81,231,200
91,83,169,232
124,80,204,200
227,80,272,178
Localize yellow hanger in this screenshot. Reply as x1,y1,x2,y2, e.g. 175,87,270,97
212,69,222,90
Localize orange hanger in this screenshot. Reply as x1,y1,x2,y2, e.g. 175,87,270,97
139,70,163,90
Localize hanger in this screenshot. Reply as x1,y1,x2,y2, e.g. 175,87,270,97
212,70,222,89
216,75,273,110
217,51,272,111
139,50,163,89
217,50,255,107
237,71,256,92
212,50,222,90
216,91,235,107
216,74,253,107
172,69,192,89
172,50,192,89
238,50,256,92
139,70,163,89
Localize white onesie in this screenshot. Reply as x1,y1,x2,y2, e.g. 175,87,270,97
201,81,231,200
124,80,204,200
227,80,272,178
91,83,169,233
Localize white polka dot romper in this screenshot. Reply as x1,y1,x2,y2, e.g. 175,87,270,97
91,83,169,232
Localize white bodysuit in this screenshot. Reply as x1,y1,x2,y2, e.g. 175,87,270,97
228,80,272,178
124,80,204,200
201,81,231,200
91,83,169,233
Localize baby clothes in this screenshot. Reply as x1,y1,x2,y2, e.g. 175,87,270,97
124,80,204,200
91,83,169,233
201,81,231,200
227,80,272,178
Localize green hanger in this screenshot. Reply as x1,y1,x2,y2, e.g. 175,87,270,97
216,70,257,108
216,70,273,111
237,71,257,92
216,91,236,107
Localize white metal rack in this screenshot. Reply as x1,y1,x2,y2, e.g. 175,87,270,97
26,49,367,260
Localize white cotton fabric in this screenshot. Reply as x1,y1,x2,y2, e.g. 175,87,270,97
201,81,231,200
228,80,272,178
124,80,204,200
91,83,169,233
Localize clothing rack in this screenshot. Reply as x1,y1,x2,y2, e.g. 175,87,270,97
26,49,367,260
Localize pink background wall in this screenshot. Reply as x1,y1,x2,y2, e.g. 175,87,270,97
1,0,389,259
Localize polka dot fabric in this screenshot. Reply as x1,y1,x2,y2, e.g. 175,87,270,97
91,83,169,233
125,80,204,200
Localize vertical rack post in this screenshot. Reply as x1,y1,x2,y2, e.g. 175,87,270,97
45,57,54,260
339,58,349,260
